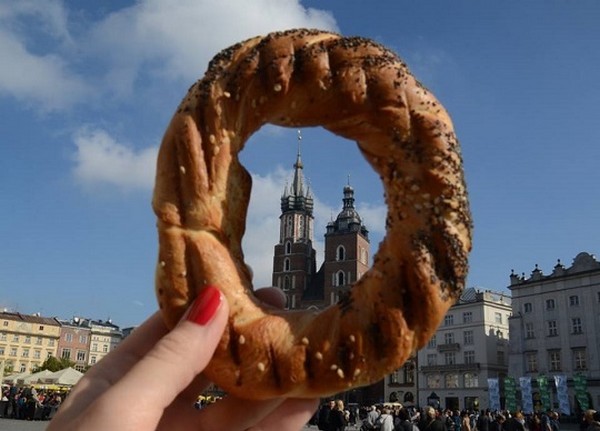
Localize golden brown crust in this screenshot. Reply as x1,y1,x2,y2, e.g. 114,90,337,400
153,29,472,399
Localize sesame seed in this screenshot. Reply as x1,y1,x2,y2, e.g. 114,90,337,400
354,368,361,377
301,337,309,345
337,369,345,379
239,335,246,345
257,362,265,372
209,134,216,144
223,91,231,98
349,334,356,343
315,352,323,361
274,83,282,92
179,166,186,174
160,261,166,267
330,364,338,370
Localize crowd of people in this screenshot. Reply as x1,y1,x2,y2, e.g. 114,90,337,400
0,383,66,421
313,401,600,431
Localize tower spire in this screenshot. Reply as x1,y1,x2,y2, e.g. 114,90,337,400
292,130,304,196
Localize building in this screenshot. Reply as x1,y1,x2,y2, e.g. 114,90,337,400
417,288,512,411
87,319,122,366
508,251,600,413
0,311,61,376
56,317,92,372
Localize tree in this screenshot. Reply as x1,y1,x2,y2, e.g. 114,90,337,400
33,356,75,372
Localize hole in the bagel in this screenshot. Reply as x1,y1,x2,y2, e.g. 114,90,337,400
239,125,384,308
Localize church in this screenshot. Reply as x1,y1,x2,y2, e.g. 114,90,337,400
270,132,384,404
271,132,371,311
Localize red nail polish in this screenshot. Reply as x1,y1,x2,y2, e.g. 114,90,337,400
187,285,222,325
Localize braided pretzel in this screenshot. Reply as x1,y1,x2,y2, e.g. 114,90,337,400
153,29,472,399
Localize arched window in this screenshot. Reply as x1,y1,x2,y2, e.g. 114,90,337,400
336,245,346,261
283,276,291,291
285,241,291,254
284,258,290,272
336,271,345,286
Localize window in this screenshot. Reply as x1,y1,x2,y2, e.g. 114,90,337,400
444,352,456,365
497,350,505,365
36,337,42,345
444,332,455,344
445,373,459,388
494,312,502,324
2,321,7,326
21,349,29,358
92,343,98,352
464,373,479,388
427,354,437,366
24,336,31,344
546,299,556,310
9,347,17,357
524,302,533,313
526,352,538,372
39,325,44,331
48,339,54,346
0,332,6,341
573,348,587,370
65,333,73,342
463,312,473,323
283,258,290,272
549,350,561,371
464,350,475,364
547,320,558,336
90,356,97,365
77,350,86,361
427,374,441,388
464,330,474,345
79,335,88,344
62,348,71,359
283,276,291,290
0,346,4,355
102,344,108,353
33,350,41,359
444,314,454,326
569,295,579,306
525,322,535,339
336,245,345,261
336,271,345,286
572,317,583,334
12,335,19,342
427,335,437,349
20,363,26,373
285,241,291,254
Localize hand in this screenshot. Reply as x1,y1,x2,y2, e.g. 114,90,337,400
48,286,318,430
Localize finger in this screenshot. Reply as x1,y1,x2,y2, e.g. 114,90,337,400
254,286,287,309
49,312,169,427
250,397,320,431
81,286,228,429
158,395,283,431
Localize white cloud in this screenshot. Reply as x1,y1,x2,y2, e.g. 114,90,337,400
87,0,338,96
72,128,157,191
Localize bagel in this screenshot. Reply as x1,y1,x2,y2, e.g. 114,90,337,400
153,28,472,399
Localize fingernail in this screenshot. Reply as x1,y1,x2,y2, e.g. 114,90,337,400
186,285,223,325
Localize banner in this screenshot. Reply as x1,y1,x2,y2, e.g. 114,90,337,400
554,375,570,415
519,377,534,414
488,378,501,411
504,377,518,412
537,375,550,412
573,374,589,411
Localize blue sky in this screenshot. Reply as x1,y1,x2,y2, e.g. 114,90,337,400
1,1,599,328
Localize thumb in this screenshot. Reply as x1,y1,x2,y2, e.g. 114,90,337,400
104,285,229,410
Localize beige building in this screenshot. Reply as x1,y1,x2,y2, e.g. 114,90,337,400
87,319,122,366
416,288,512,411
508,251,600,413
0,312,61,376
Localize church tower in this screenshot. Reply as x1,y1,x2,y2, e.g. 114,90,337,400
322,180,370,306
272,131,316,309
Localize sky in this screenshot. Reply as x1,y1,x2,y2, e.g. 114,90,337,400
1,0,600,329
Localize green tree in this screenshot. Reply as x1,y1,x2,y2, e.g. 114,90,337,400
33,356,75,372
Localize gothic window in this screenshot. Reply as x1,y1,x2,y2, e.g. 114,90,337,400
336,245,346,261
283,276,291,291
284,258,291,272
285,241,291,254
298,217,304,238
336,271,345,286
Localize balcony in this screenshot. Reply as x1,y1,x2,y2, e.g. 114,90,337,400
420,362,481,373
437,343,461,353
